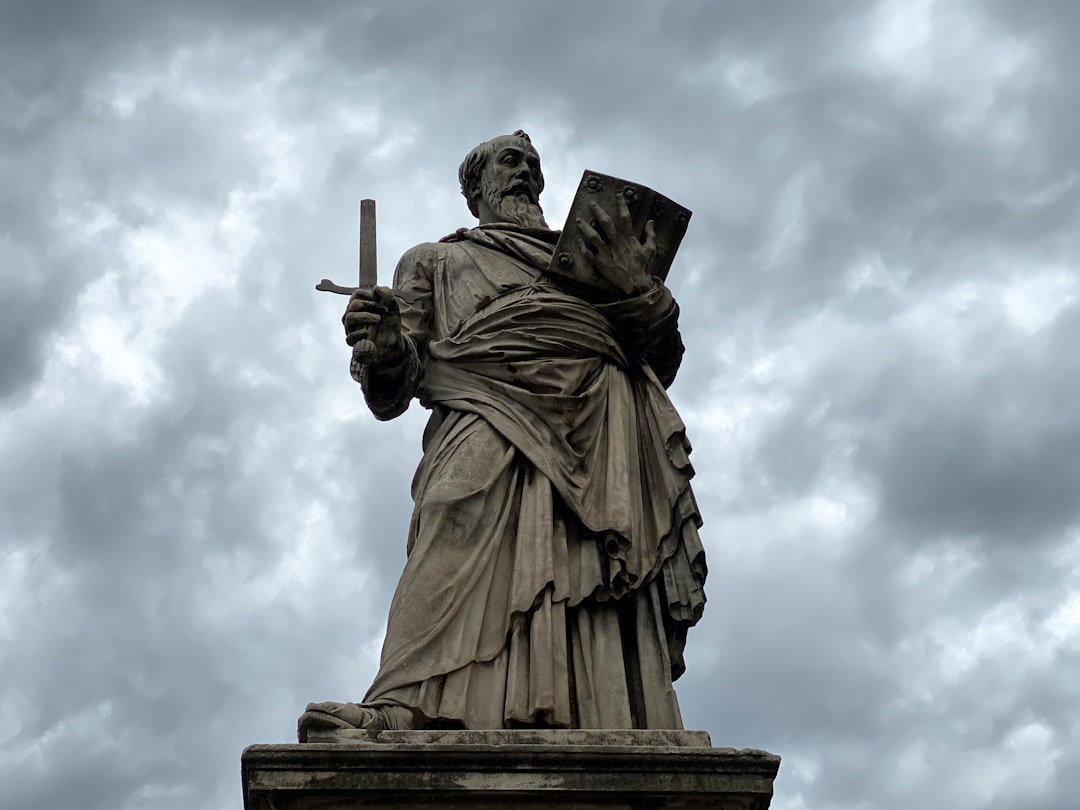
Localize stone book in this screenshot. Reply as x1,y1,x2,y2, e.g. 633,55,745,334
548,170,692,298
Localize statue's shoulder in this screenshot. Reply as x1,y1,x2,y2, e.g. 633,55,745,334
394,240,473,287
396,240,457,270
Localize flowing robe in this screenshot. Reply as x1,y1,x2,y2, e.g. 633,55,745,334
356,224,706,729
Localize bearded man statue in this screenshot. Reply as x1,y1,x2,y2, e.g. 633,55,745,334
299,131,706,739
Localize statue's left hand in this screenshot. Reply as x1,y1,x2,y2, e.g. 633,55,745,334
577,196,657,297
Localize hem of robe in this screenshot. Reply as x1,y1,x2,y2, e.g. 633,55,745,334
365,578,686,730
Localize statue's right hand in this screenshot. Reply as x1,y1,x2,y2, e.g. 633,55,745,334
343,286,405,367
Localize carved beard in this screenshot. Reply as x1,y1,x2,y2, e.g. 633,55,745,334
483,182,549,230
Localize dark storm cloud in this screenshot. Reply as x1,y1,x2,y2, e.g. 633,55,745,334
0,270,65,401
866,307,1080,546
745,298,1080,546
0,113,102,399
2,1,1079,809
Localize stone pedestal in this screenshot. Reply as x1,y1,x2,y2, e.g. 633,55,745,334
242,730,780,809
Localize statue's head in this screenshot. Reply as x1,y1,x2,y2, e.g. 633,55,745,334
458,130,548,229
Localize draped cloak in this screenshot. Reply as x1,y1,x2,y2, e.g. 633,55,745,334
356,224,706,729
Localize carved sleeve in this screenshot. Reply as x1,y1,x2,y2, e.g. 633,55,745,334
354,245,435,420
595,279,685,389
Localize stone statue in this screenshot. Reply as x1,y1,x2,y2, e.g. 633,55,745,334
298,131,706,739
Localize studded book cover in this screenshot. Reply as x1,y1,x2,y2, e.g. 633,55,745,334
547,170,692,298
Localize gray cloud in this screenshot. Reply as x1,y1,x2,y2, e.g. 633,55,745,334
2,1,1078,809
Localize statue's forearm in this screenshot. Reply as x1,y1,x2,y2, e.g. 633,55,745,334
596,279,685,388
636,295,684,389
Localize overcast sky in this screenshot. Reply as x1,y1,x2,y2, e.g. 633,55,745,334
2,1,1079,808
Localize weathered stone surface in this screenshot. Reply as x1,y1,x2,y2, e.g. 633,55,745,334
307,728,715,747
242,734,780,809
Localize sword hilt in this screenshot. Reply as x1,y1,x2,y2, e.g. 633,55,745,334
314,280,422,306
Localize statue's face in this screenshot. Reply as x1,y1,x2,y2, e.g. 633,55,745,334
474,140,547,228
480,141,543,207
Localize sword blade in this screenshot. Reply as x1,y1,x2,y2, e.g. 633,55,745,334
359,198,377,287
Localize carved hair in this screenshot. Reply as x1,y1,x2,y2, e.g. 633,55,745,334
458,130,545,218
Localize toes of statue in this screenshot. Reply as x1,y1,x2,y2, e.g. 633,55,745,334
297,701,382,742
328,702,372,727
296,700,421,742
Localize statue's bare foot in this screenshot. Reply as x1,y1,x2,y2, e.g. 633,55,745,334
297,701,414,742
297,701,372,741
